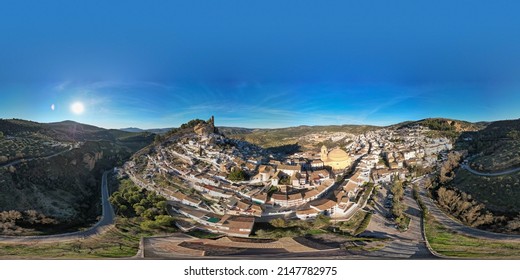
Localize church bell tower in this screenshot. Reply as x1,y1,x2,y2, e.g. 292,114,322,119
320,145,328,161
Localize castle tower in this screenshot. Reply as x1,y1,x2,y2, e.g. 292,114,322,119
320,145,328,162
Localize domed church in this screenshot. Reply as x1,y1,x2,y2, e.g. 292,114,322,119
320,145,352,170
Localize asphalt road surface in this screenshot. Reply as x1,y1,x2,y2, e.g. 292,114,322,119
0,170,115,244
461,163,520,177
360,184,435,259
416,176,520,242
0,145,74,168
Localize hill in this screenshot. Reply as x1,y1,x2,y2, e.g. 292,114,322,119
442,118,520,232
0,119,155,164
120,127,172,135
395,118,485,140
217,126,255,136
222,124,379,151
460,118,520,172
0,119,155,235
120,127,144,133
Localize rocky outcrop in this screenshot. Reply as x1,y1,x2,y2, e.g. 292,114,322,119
83,151,103,171
194,116,216,137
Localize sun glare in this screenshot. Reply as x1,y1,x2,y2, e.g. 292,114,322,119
71,102,85,115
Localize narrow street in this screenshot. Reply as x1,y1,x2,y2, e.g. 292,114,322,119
361,183,434,259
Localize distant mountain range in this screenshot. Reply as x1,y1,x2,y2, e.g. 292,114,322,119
122,117,488,137
120,127,173,134
0,119,155,143
392,118,487,132
0,117,494,148
119,118,488,149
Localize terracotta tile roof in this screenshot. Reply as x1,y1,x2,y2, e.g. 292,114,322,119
172,191,187,201
296,208,320,215
278,164,301,171
183,196,201,204
344,181,358,193
236,201,251,211
287,192,303,201
253,192,268,202
302,189,320,199
271,193,287,201
223,216,255,231
310,199,337,211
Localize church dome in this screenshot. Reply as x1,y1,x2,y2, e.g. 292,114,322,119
328,148,350,162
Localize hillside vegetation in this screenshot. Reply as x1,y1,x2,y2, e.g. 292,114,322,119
0,119,155,164
223,124,378,150
448,120,520,215
397,118,484,140
461,118,520,172
0,141,131,235
0,119,155,235
435,118,520,234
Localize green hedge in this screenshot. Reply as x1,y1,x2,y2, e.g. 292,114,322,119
353,213,373,236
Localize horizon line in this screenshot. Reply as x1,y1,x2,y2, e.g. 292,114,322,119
3,116,519,131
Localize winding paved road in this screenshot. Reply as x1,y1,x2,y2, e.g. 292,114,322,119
461,163,520,177
0,170,115,244
0,145,74,168
415,176,520,242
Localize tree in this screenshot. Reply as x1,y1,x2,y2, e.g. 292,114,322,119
227,168,248,182
437,187,461,212
134,205,146,216
436,187,494,227
154,134,164,144
156,201,167,211
391,202,407,218
118,205,128,216
391,180,404,200
140,220,156,231
142,208,158,220
506,215,520,232
24,210,39,224
507,130,520,140
279,176,291,185
154,215,175,227
312,214,331,229
439,151,463,183
270,218,286,228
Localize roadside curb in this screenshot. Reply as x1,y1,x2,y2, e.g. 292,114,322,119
412,185,453,259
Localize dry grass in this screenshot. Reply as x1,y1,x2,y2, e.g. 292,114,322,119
0,218,175,259
425,216,520,259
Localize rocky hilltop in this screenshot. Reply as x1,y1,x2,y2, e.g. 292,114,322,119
194,116,216,137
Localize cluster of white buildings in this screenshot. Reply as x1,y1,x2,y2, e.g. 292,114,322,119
124,122,453,237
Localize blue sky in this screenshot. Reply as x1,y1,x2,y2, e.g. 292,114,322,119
1,1,520,128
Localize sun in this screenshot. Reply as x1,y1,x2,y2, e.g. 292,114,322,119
71,102,85,115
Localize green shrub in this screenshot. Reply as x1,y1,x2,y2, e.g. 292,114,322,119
354,213,373,236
